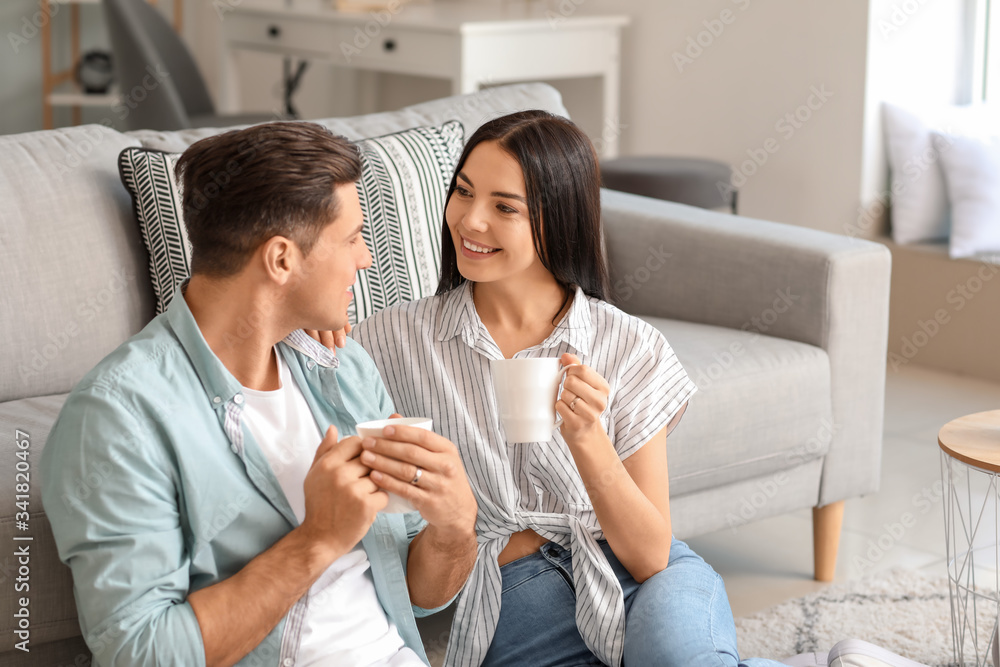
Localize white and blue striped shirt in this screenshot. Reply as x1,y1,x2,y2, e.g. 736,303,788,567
352,282,697,667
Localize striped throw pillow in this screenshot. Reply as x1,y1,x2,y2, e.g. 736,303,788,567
117,120,465,322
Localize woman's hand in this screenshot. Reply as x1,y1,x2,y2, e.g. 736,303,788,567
304,322,352,352
555,353,611,445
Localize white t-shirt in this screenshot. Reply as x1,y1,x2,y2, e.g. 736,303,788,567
241,349,423,667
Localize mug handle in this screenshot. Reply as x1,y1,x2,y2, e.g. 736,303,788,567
553,363,582,431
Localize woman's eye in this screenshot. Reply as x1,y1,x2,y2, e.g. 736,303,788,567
455,186,472,197
497,203,517,214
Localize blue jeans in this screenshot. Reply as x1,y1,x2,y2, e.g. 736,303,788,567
481,538,788,667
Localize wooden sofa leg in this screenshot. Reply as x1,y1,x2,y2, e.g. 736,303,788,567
812,500,845,582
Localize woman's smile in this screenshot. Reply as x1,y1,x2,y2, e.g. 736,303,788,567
460,235,501,259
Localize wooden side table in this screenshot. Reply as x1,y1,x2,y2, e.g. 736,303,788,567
939,410,1000,666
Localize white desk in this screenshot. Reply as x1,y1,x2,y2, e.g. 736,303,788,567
218,0,629,156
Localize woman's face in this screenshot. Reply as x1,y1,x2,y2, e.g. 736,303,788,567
445,140,549,286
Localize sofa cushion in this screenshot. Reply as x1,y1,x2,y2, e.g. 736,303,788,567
0,394,82,654
0,125,156,404
118,121,465,321
126,82,569,153
646,317,834,498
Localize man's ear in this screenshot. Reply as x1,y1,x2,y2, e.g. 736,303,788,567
259,235,298,286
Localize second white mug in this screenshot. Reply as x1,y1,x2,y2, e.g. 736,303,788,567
355,417,433,514
490,358,574,444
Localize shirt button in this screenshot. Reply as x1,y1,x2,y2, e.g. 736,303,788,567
283,659,294,667
233,394,244,405
230,445,238,454
307,361,316,370
212,396,222,405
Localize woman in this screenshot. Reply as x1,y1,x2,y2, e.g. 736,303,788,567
351,111,788,667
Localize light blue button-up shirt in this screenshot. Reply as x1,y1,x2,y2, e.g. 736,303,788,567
40,290,438,667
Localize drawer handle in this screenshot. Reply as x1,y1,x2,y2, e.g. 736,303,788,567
383,38,396,52
268,25,281,38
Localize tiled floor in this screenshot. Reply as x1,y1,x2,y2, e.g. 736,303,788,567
687,362,1000,619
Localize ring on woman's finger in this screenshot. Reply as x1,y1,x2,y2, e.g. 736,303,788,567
410,467,422,485
569,397,581,412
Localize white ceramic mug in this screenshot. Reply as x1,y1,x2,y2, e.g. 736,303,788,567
355,417,433,514
490,358,574,443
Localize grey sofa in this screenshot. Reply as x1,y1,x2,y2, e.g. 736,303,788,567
0,83,891,665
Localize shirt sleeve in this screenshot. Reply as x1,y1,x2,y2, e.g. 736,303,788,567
610,323,697,461
40,389,206,667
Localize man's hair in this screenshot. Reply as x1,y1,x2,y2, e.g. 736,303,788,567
175,122,363,277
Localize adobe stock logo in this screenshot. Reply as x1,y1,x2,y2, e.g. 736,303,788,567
716,85,833,202
7,1,60,54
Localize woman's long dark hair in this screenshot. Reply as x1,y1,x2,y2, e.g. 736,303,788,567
435,110,609,305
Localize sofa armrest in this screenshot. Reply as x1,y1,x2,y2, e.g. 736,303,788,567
601,188,892,505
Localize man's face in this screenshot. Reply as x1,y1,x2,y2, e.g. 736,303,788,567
288,182,371,332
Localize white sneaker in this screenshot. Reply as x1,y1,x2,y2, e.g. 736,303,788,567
781,650,829,666
826,639,928,667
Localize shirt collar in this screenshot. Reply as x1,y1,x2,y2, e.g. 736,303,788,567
281,329,341,369
434,281,593,357
165,282,340,408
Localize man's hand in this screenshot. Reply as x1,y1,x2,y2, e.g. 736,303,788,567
360,423,478,608
300,424,388,561
304,321,352,352
360,425,477,538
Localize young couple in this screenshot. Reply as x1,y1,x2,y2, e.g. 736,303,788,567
42,113,920,667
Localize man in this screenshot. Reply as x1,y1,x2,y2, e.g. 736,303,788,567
40,122,478,667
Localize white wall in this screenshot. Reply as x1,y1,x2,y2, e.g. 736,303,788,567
585,0,872,236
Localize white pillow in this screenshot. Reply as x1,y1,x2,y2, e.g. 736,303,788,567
881,102,992,244
935,129,1000,259
882,102,950,244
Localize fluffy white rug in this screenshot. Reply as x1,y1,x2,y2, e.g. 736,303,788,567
735,568,985,667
